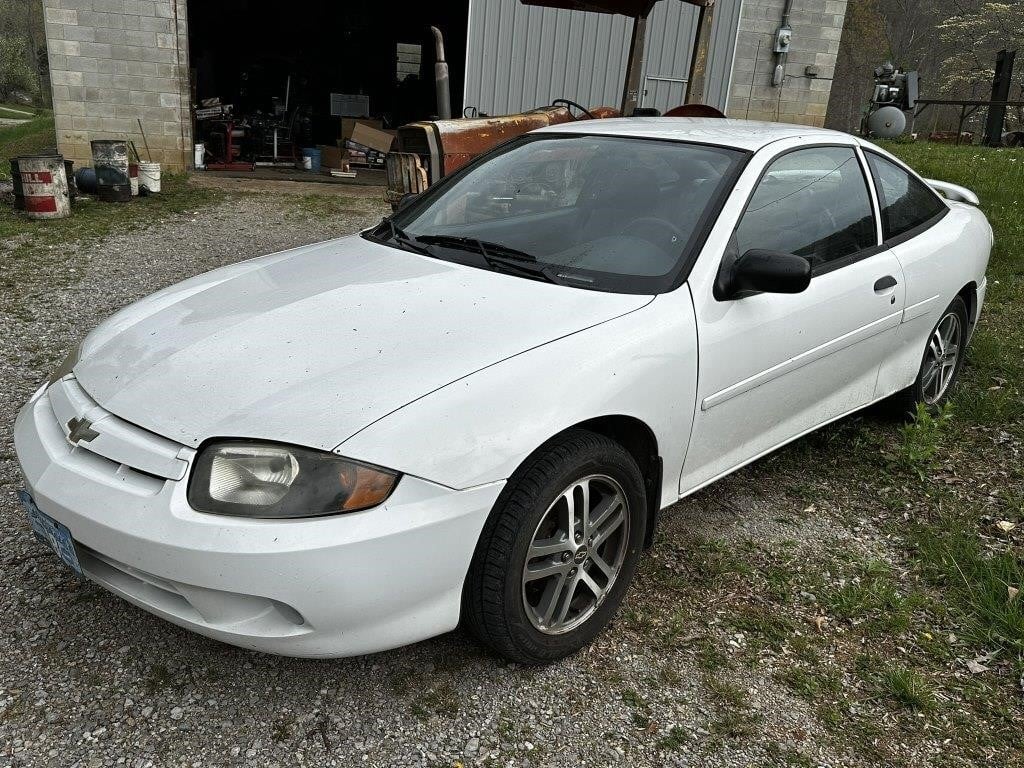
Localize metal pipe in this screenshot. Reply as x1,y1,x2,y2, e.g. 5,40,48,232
772,0,796,88
431,26,452,120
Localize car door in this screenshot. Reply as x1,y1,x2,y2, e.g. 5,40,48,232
679,142,906,494
862,150,971,398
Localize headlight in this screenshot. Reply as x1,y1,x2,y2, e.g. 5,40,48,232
187,441,399,519
48,342,82,385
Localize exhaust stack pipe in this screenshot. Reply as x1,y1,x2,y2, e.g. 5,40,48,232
431,26,452,120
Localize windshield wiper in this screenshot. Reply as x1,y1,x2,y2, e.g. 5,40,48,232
414,235,564,284
415,235,537,262
373,217,432,255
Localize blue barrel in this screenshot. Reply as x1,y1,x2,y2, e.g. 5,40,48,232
301,147,321,173
75,167,98,194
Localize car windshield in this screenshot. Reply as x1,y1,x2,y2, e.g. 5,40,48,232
373,134,747,293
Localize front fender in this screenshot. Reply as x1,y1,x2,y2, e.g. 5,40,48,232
336,289,698,510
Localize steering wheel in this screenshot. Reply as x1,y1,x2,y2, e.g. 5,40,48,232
621,217,687,249
551,99,596,120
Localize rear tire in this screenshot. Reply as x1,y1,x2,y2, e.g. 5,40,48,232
463,429,647,664
888,295,969,417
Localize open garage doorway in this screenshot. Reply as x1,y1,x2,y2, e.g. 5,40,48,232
186,0,468,170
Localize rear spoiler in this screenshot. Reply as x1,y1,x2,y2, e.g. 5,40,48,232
926,179,980,206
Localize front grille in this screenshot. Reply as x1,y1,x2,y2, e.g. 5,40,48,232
46,375,188,481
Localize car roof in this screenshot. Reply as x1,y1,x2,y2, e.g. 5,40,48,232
534,117,857,152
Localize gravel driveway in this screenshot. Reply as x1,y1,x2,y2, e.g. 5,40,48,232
0,187,933,767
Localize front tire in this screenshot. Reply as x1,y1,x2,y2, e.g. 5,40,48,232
463,429,647,664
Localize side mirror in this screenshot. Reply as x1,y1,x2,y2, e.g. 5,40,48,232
715,249,811,300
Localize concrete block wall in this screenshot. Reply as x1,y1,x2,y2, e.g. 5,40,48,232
42,0,192,172
726,0,847,127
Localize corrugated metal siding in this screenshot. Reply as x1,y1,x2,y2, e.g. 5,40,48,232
463,0,632,115
463,0,743,116
639,1,699,111
703,0,744,110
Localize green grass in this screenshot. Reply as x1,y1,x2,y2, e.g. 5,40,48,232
656,725,689,751
879,668,937,712
879,142,1024,668
913,521,1024,655
0,112,55,180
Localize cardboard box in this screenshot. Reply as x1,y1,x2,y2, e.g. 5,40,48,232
340,117,383,142
350,122,395,154
317,144,345,170
342,139,386,167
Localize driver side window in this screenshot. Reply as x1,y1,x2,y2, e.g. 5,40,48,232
735,147,877,269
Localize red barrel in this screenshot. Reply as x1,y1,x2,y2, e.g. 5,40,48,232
17,155,71,220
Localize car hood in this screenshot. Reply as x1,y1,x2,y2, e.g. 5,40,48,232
73,235,652,451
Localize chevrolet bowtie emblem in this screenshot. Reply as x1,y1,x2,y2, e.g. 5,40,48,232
67,417,99,444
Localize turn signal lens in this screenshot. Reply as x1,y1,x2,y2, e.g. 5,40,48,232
188,441,399,519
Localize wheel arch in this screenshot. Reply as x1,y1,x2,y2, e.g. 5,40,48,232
555,415,663,549
957,281,978,334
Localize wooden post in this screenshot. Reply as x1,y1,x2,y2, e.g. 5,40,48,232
620,15,648,116
685,1,716,104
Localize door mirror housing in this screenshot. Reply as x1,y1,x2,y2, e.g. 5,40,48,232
715,249,811,300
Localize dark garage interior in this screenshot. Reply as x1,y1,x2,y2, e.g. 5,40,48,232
186,0,469,168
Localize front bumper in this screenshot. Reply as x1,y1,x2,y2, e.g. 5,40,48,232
14,385,503,657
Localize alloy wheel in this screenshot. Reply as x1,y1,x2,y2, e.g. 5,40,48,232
921,311,962,405
521,474,630,635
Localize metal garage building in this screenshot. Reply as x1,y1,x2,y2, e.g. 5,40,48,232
42,0,849,172
464,0,744,116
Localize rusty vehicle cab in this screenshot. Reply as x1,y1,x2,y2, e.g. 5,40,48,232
385,104,620,205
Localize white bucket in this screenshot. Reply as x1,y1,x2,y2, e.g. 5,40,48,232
194,142,205,170
139,161,161,193
298,156,312,170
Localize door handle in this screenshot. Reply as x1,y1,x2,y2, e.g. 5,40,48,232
873,275,898,292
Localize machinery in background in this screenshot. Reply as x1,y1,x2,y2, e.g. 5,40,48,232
386,102,618,204
864,52,1023,146
195,77,313,170
863,62,918,139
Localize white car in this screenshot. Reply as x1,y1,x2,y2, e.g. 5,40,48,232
15,119,990,663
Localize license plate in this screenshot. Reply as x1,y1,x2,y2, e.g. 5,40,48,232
18,490,83,576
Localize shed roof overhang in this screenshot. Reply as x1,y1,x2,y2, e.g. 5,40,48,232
519,0,712,16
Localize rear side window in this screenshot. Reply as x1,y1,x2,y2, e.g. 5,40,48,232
735,146,877,269
865,152,948,241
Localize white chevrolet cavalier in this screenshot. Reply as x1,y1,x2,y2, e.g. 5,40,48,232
16,119,991,663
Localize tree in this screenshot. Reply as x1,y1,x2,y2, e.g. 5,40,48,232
825,0,890,131
938,2,1024,95
0,36,38,102
0,0,49,106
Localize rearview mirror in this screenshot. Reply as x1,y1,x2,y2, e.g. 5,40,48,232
715,249,811,300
